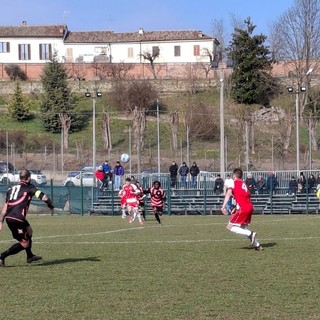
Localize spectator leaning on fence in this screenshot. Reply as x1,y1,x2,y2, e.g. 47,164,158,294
113,161,124,191
169,161,178,188
308,174,316,193
256,176,266,194
178,162,189,188
214,174,224,195
266,172,278,194
245,173,256,195
287,176,297,196
189,162,200,188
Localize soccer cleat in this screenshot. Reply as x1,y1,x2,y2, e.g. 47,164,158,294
129,217,133,224
249,231,257,246
139,221,144,226
27,255,42,264
0,258,5,267
255,245,264,251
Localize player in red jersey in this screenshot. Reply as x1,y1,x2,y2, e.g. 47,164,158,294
221,168,263,251
145,181,166,224
120,177,143,225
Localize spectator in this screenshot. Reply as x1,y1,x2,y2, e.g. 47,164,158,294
307,174,316,193
297,172,306,194
287,176,297,195
189,162,200,188
245,173,256,194
178,162,189,188
95,166,108,191
102,160,112,184
214,174,224,195
113,161,124,191
256,176,266,194
316,174,320,188
266,172,278,194
224,174,234,214
169,161,178,188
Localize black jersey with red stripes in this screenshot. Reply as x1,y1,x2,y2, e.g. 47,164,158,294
4,182,40,222
149,187,166,207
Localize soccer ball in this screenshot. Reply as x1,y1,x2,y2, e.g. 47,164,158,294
120,153,130,163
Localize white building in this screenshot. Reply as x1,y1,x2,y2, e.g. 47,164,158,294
0,22,215,65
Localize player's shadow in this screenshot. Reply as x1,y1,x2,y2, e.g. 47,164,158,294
35,256,101,266
241,242,277,250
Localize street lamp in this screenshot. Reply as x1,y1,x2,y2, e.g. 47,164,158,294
287,85,306,176
85,90,102,185
219,72,225,177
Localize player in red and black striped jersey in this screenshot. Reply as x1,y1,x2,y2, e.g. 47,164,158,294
145,181,166,224
0,169,54,266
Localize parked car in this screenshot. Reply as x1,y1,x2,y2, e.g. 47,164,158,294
63,172,94,187
0,168,47,186
29,169,47,186
0,161,15,174
0,169,19,185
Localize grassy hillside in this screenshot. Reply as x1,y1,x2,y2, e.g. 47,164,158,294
0,84,317,172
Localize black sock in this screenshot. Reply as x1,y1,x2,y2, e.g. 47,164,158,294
142,210,146,220
155,212,161,224
25,238,34,258
1,243,25,259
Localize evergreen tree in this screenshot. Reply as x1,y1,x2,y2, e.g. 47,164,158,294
7,81,32,121
228,18,277,107
40,54,84,133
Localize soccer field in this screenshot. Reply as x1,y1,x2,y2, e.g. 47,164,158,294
0,214,319,320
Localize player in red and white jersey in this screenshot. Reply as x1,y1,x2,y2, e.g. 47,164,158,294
119,178,143,225
221,168,263,251
145,181,166,224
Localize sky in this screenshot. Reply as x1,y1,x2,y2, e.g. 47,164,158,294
1,0,296,37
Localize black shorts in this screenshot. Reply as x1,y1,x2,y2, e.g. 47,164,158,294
6,219,30,243
152,206,163,215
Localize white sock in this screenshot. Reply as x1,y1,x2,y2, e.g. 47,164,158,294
230,226,251,237
252,239,260,247
137,213,142,222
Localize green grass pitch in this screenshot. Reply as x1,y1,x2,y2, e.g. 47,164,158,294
0,214,319,320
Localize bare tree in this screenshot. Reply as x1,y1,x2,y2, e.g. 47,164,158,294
66,64,86,89
271,0,320,116
102,108,112,157
91,63,133,80
169,111,179,151
59,113,71,149
139,51,159,79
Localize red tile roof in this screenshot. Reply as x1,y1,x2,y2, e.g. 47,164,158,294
0,25,67,38
64,30,212,43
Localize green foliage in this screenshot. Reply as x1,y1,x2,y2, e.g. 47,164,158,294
228,18,278,106
7,81,33,121
40,54,86,133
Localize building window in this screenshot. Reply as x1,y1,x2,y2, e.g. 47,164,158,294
18,44,31,60
174,46,181,57
128,47,133,58
193,45,200,56
152,46,160,56
39,44,52,60
0,42,10,53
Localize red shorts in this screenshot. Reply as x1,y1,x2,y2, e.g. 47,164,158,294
229,204,253,225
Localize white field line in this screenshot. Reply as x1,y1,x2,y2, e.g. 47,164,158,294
0,216,318,244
